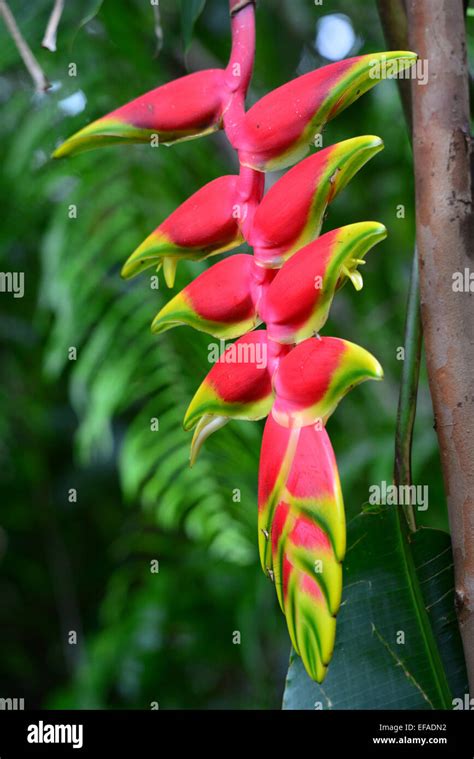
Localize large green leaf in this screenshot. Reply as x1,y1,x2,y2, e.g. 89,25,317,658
283,507,466,709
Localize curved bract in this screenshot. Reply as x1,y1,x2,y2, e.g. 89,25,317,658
53,69,231,158
235,52,417,171
272,336,383,428
53,0,410,684
257,419,345,682
151,254,271,339
121,175,245,287
262,222,387,343
250,135,384,267
183,331,278,432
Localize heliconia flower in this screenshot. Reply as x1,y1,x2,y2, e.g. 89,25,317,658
231,52,417,171
258,415,345,682
184,330,278,434
261,222,387,344
52,69,232,159
151,254,277,339
249,136,384,267
51,0,402,688
272,336,383,428
121,175,246,287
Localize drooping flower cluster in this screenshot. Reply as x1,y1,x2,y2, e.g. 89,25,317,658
54,0,416,682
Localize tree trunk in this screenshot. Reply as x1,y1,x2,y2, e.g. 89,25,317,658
406,0,474,692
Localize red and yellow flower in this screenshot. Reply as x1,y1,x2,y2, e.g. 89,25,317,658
53,0,413,684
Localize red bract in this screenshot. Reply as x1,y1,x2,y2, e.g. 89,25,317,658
231,51,417,171
54,0,415,683
53,70,230,158
272,336,383,428
249,136,384,267
184,330,277,433
53,0,257,160
151,254,276,339
261,222,387,343
122,167,264,287
258,417,345,681
121,175,245,287
184,329,288,465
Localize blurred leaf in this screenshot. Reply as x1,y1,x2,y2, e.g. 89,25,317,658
180,0,206,52
71,0,105,46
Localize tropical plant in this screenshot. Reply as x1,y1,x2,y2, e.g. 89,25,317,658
52,0,418,682
1,0,472,712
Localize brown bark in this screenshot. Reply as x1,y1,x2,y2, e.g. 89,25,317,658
406,0,474,691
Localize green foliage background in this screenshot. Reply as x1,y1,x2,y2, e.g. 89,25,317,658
0,0,465,709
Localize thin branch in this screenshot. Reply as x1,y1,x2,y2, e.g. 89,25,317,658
0,0,50,91
42,0,64,53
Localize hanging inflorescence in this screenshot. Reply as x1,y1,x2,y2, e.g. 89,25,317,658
54,0,416,682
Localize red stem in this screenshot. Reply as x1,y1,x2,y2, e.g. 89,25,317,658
224,3,255,144
225,0,289,379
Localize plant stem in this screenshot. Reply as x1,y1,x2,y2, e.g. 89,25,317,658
406,0,474,693
395,252,422,532
377,0,422,532
376,0,412,130
42,0,64,52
